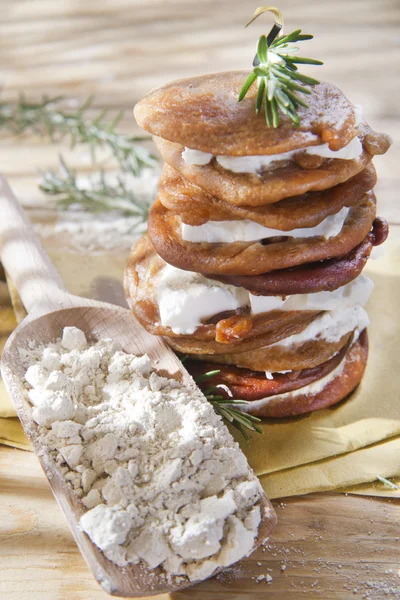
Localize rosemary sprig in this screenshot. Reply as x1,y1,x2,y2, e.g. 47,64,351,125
376,475,399,490
206,394,263,441
39,156,151,220
190,366,263,441
0,94,157,174
239,22,323,127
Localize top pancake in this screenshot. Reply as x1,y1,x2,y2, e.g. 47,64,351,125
134,71,359,155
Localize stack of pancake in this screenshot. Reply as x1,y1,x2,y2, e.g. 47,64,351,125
125,71,391,417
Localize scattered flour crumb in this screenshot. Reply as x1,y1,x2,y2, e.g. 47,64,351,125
253,573,273,584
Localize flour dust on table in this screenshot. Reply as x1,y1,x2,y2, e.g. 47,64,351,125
34,168,160,253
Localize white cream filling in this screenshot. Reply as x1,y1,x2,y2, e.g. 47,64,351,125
269,305,369,349
240,354,347,412
182,136,362,174
156,262,372,337
181,105,364,174
265,370,291,380
250,275,373,314
181,206,350,244
156,264,248,335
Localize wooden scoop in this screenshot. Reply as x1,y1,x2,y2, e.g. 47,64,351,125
0,176,277,597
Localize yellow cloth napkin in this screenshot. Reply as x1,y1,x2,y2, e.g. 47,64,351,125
0,417,30,450
0,305,18,419
338,476,400,497
0,287,30,448
234,239,400,475
1,236,399,498
260,436,400,499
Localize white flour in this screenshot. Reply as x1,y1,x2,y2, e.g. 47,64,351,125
35,212,147,253
21,327,268,582
33,168,160,253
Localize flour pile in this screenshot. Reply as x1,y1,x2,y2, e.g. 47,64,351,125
21,327,267,582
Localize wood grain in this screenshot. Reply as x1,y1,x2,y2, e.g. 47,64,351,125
1,447,400,600
0,0,399,598
0,0,399,225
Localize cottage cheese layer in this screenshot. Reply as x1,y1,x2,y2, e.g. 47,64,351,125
269,305,369,349
157,264,248,335
249,275,373,314
241,354,348,413
181,105,364,175
182,136,363,174
156,263,373,336
181,207,350,243
21,327,266,582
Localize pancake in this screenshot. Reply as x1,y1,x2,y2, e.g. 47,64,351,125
147,192,376,276
185,332,352,372
186,331,368,418
134,75,359,155
210,217,388,295
163,312,320,355
124,235,320,346
186,336,352,398
154,135,377,206
158,163,377,228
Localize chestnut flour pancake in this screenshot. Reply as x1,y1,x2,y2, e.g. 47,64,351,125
148,193,376,275
134,74,359,154
153,134,376,206
158,163,377,228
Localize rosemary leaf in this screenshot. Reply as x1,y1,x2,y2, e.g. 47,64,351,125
222,408,261,431
275,88,290,108
256,78,266,114
271,98,279,127
267,78,276,101
232,422,250,441
286,71,320,86
238,72,257,102
215,406,235,423
284,56,324,66
265,97,273,127
195,370,221,383
278,78,313,94
257,34,268,63
285,89,309,109
272,29,303,45
376,475,399,490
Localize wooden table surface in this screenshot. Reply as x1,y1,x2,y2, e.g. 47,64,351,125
1,1,399,599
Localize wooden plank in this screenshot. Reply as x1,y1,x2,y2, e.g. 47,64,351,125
1,446,399,600
0,0,398,221
0,0,399,598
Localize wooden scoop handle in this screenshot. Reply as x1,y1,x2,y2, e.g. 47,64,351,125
0,175,70,315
